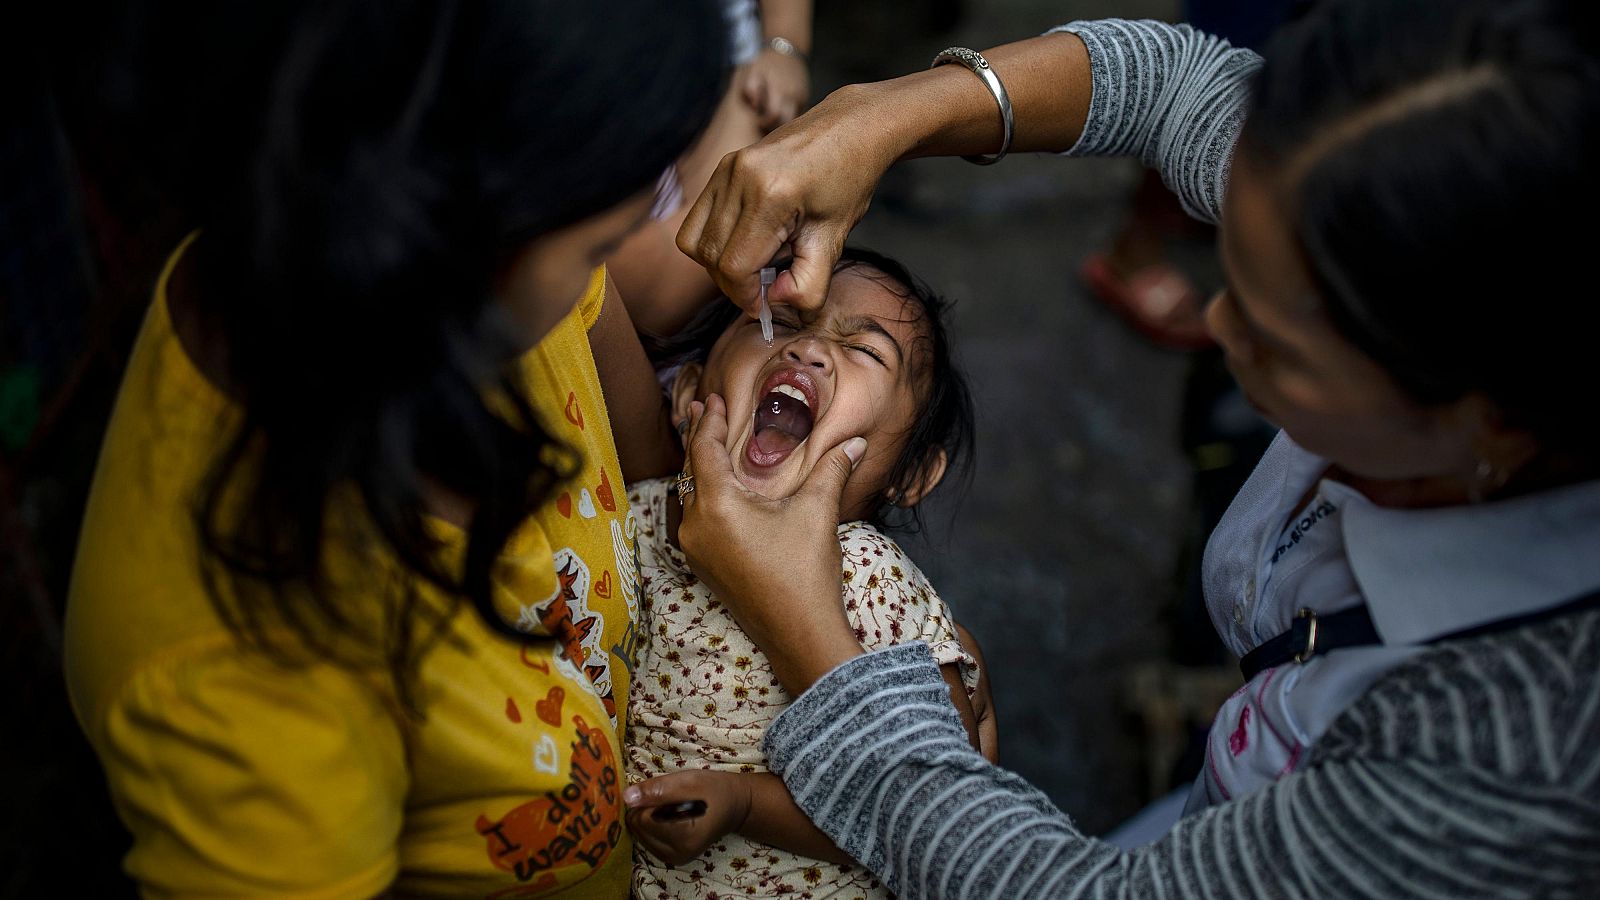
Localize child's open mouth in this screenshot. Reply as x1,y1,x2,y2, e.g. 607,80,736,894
746,375,816,468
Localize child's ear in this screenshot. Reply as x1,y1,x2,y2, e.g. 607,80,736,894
669,362,704,446
891,447,949,507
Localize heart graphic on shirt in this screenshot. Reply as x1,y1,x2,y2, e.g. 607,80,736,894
1229,705,1251,756
564,392,584,430
505,697,522,724
535,686,566,726
556,492,572,518
531,734,560,775
577,488,597,519
594,570,612,599
595,469,616,512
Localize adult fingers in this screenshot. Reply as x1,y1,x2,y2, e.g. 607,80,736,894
739,63,765,113
770,219,849,316
685,394,734,491
676,156,762,305
757,80,784,132
675,400,706,509
682,399,705,468
795,434,867,514
679,104,870,313
706,184,802,311
685,399,706,445
675,159,777,311
703,178,849,314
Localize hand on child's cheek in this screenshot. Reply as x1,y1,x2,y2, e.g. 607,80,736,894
677,394,866,694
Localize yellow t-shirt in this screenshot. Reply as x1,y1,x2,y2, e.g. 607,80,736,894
64,237,644,898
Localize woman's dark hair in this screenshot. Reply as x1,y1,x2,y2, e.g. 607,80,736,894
652,247,976,531
114,0,725,709
1242,0,1600,456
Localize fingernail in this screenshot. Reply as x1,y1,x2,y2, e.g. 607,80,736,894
843,437,867,465
623,786,642,806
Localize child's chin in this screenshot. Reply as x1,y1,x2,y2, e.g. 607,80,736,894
733,454,804,502
730,470,772,499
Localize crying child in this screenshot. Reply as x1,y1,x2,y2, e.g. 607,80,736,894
623,248,993,899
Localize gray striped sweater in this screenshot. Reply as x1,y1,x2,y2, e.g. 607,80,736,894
761,20,1600,899
765,612,1600,897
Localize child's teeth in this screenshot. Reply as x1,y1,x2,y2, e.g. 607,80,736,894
774,384,809,408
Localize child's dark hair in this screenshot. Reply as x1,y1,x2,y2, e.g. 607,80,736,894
1244,0,1600,457
652,247,975,531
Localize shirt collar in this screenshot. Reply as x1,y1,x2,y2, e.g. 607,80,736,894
1320,475,1600,645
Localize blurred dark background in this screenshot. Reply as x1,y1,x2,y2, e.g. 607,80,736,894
0,0,1269,893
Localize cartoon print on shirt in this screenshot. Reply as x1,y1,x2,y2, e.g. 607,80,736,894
516,549,616,722
1203,665,1305,806
1229,705,1251,756
607,510,645,677
508,653,589,781
535,686,566,726
563,390,584,430
531,734,560,776
609,513,639,621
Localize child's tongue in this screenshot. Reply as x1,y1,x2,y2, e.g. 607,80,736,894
750,391,814,462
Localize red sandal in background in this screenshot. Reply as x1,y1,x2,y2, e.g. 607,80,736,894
1080,253,1216,351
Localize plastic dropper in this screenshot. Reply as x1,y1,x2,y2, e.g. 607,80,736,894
758,266,776,345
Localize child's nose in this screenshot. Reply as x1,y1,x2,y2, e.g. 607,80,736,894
783,335,832,371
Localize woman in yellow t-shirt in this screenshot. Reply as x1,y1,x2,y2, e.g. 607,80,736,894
63,1,723,896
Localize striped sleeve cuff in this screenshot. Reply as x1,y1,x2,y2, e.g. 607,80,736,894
764,643,1091,896
1046,19,1260,224
764,642,961,779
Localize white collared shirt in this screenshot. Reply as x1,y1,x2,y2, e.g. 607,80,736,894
1187,431,1600,812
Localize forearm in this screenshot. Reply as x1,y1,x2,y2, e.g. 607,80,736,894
758,0,811,55
588,274,682,482
830,31,1091,171
737,773,853,865
762,613,864,699
829,20,1258,225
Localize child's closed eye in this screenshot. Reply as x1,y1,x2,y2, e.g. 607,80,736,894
848,343,887,365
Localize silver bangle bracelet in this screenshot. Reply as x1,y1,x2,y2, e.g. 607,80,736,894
930,47,1014,166
766,36,808,64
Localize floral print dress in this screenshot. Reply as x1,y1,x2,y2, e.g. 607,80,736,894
624,477,979,899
